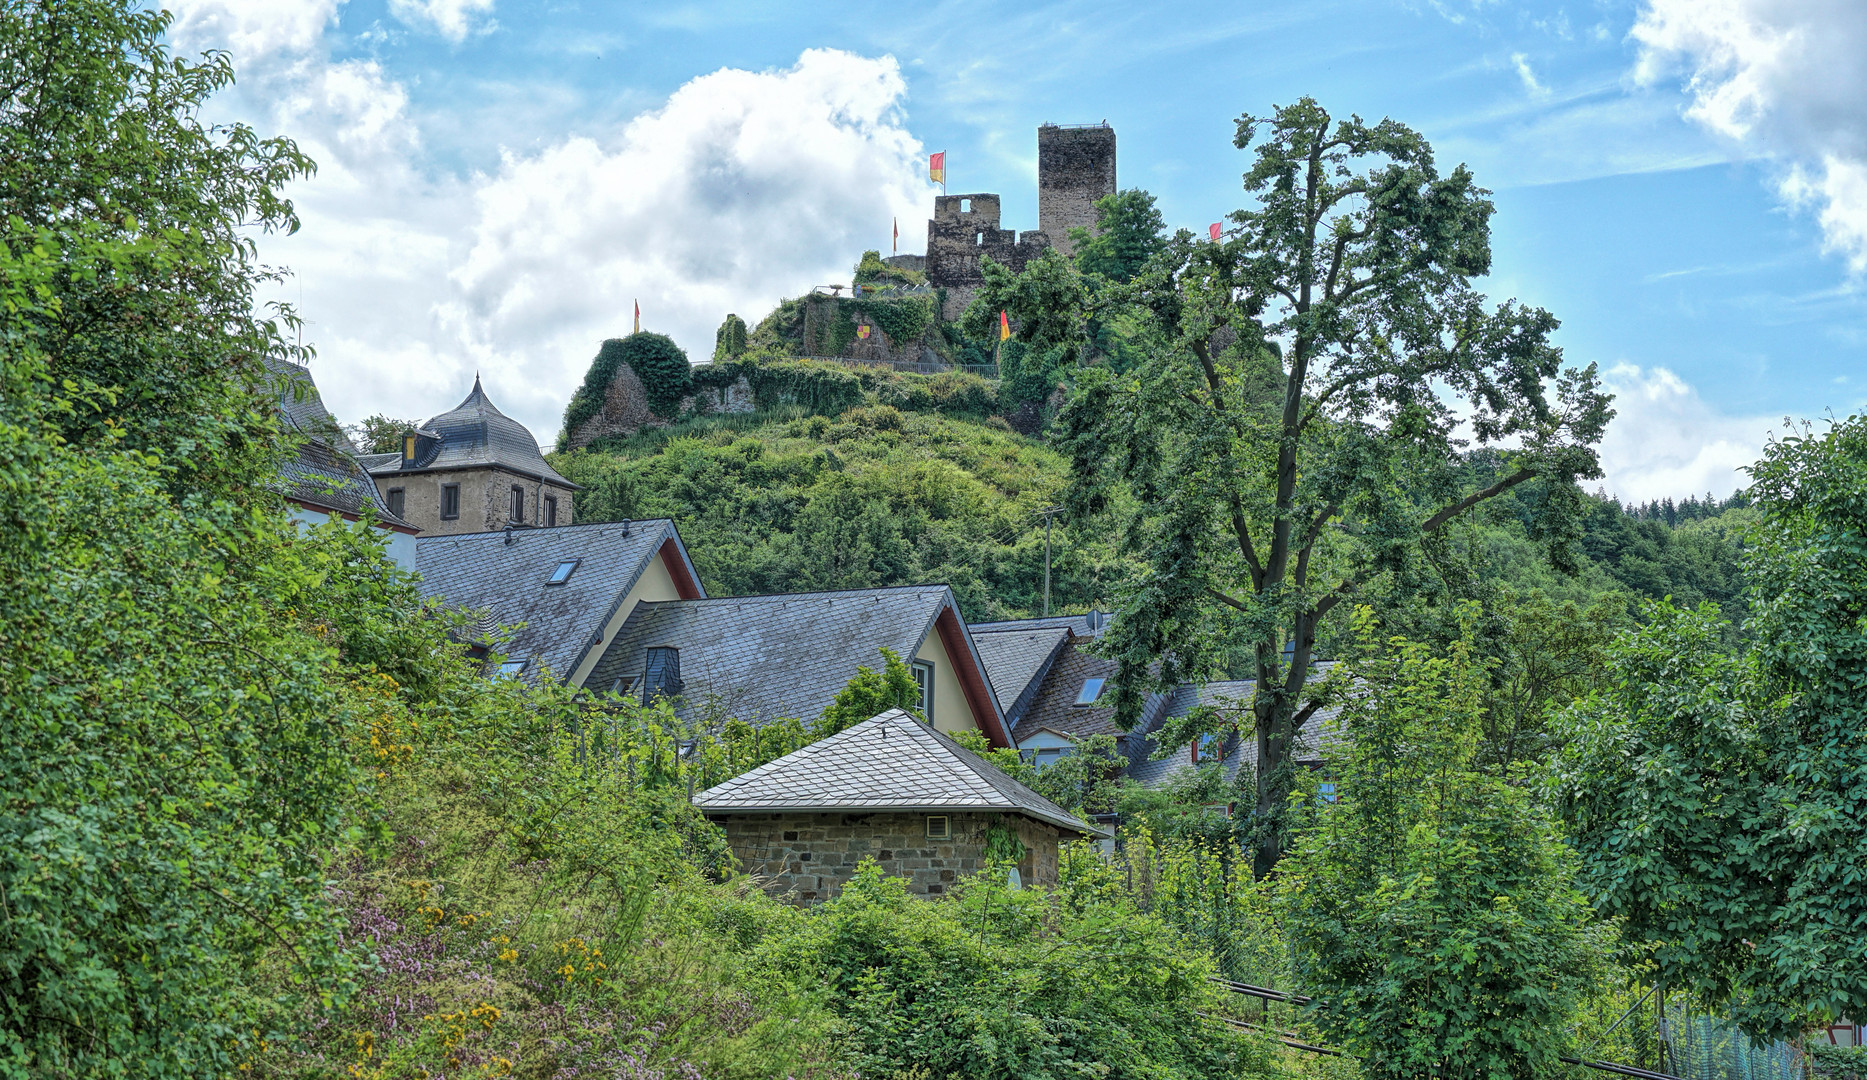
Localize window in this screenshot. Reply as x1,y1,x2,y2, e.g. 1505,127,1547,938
544,494,558,527
1193,732,1223,763
1073,677,1107,706
441,483,460,520
402,433,416,461
510,485,524,523
546,559,578,586
1318,780,1339,804
385,487,405,518
925,815,950,840
910,659,935,718
495,659,526,678
609,675,636,696
1031,746,1074,770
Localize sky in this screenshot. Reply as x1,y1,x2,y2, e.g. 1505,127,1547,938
163,0,1867,503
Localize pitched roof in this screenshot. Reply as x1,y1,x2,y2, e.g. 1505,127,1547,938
266,357,414,531
369,376,576,489
969,610,1114,639
694,709,1104,836
971,626,1070,723
414,518,701,681
1011,637,1130,743
585,585,970,729
1124,666,1343,788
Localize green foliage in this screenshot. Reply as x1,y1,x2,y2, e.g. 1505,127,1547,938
1551,413,1867,1040
557,409,1120,620
750,358,867,414
1280,608,1608,1079
1070,188,1169,284
563,333,693,438
1058,98,1611,870
817,647,924,733
952,731,1124,817
753,861,1275,1080
848,293,935,347
713,313,749,362
1810,1043,1867,1080
959,249,1088,410
853,248,924,287
348,413,421,454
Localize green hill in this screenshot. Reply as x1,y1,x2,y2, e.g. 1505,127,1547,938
552,405,1120,621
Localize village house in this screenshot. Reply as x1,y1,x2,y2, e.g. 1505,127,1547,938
694,709,1104,902
268,357,419,568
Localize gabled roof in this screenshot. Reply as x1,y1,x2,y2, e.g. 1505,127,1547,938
971,625,1070,723
1125,665,1343,789
369,376,577,489
694,710,1103,837
969,610,1114,639
266,357,414,531
584,585,1012,745
414,518,702,681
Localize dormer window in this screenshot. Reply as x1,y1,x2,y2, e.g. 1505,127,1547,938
495,659,527,678
546,560,578,586
402,434,416,461
1192,732,1223,764
1074,678,1106,706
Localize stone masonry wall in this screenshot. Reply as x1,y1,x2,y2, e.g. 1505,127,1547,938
924,193,1052,322
1037,124,1117,258
714,811,1067,904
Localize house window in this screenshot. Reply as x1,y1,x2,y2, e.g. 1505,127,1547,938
1192,732,1223,764
925,815,950,840
510,485,524,523
385,487,405,518
1031,745,1074,770
495,658,527,678
544,494,558,527
546,560,578,586
441,483,460,520
1318,780,1339,804
1074,677,1106,706
610,675,636,696
911,659,935,718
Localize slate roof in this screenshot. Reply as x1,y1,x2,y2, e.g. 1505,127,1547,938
414,518,700,682
970,610,1114,639
585,585,973,730
267,357,413,530
1125,665,1343,789
368,376,576,489
971,626,1070,723
694,709,1104,837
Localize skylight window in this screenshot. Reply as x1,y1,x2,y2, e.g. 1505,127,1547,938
495,659,527,678
546,560,578,586
1073,677,1106,706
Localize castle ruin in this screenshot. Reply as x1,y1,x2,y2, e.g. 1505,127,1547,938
920,123,1116,321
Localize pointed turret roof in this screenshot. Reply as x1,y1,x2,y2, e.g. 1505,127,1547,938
693,710,1103,837
370,375,576,488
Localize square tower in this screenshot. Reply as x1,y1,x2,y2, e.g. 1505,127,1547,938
1037,123,1117,258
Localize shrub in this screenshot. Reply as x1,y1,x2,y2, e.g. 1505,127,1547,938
563,333,693,437
749,360,865,416
713,313,749,362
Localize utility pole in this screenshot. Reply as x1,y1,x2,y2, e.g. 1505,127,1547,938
1037,506,1063,616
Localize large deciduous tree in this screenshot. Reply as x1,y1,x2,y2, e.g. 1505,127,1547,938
1061,98,1611,870
1551,414,1867,1041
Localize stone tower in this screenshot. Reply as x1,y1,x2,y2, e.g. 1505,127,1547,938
1037,123,1117,258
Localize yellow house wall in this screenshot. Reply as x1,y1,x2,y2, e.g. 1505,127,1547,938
915,631,982,737
566,550,684,689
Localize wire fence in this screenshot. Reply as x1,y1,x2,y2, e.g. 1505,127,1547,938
792,356,1000,378
1663,1012,1804,1080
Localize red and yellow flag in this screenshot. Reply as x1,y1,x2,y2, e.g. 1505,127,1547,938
892,217,899,253
929,151,945,186
1209,222,1223,241
633,300,640,334
999,309,1010,341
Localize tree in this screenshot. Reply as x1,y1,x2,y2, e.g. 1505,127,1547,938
1551,414,1867,1040
562,332,692,438
347,413,421,454
960,249,1088,410
713,313,749,362
1070,188,1169,284
1280,609,1607,1080
1059,98,1611,870
817,647,924,733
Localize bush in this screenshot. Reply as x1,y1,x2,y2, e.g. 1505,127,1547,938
563,333,693,437
749,360,865,416
713,313,749,362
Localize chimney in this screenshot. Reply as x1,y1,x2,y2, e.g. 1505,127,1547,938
642,646,683,703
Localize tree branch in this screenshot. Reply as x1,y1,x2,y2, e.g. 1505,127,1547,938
1420,467,1535,534
1208,586,1251,613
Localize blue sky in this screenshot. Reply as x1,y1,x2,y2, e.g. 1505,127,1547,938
168,0,1867,501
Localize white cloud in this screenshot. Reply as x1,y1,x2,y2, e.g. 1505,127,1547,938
1633,0,1867,269
1510,52,1550,99
165,0,339,59
1594,363,1777,501
388,0,496,43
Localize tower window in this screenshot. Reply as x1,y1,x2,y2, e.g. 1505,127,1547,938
544,494,558,527
385,487,405,518
510,485,524,523
440,484,460,520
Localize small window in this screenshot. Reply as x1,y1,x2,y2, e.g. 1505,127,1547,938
385,487,405,517
959,198,971,212
546,559,578,586
1032,746,1073,770
1193,732,1223,764
495,659,526,678
610,675,636,696
544,494,558,527
925,815,950,840
402,434,416,461
510,485,524,523
911,659,935,718
1074,677,1106,706
1318,780,1339,804
441,483,460,520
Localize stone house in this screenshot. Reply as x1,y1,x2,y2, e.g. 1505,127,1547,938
362,376,578,537
695,709,1104,902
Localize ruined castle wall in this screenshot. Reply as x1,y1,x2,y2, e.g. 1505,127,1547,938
1037,124,1117,258
924,193,1052,321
